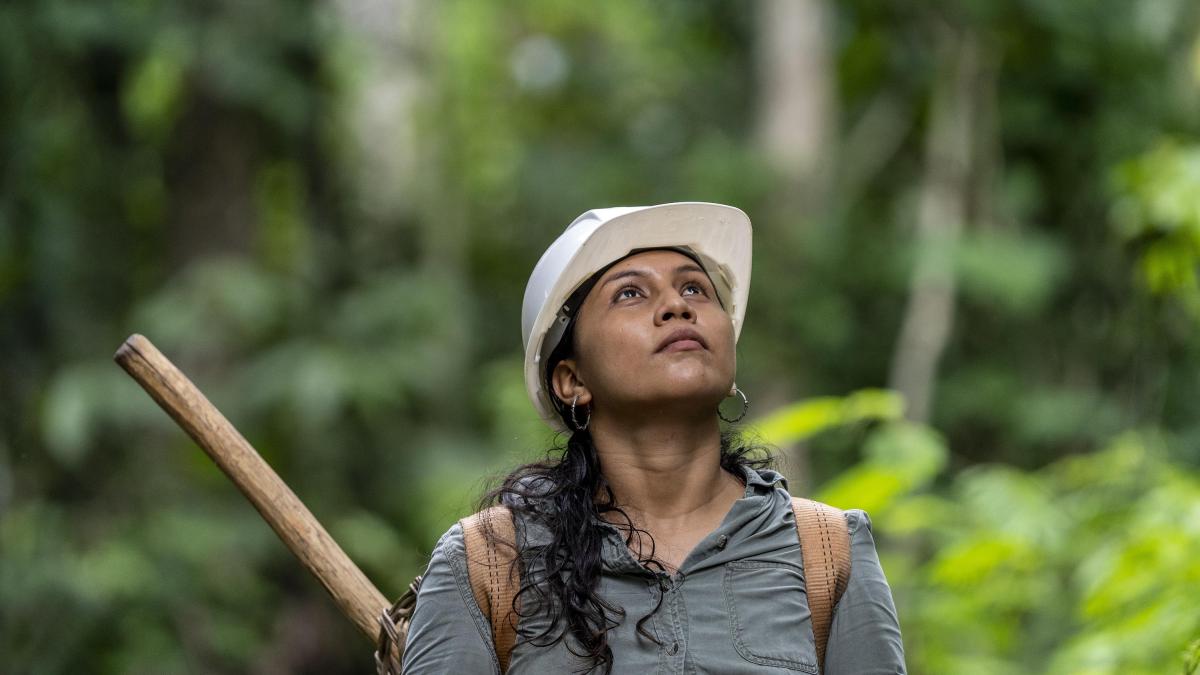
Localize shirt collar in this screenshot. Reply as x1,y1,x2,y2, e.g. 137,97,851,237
736,463,788,495
510,463,789,553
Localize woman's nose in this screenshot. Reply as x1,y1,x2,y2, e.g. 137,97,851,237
656,292,693,324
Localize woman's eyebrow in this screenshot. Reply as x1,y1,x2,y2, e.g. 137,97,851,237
600,263,706,289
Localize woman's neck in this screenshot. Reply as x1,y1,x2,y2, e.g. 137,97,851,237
589,413,743,525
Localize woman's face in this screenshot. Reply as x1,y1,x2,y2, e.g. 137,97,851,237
551,249,737,423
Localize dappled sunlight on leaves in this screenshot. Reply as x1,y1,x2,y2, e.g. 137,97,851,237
816,420,948,521
859,427,1200,673
755,388,905,446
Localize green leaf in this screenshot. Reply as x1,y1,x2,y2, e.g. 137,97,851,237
754,388,904,446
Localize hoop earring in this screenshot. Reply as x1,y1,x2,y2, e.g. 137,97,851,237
718,386,749,423
571,394,591,431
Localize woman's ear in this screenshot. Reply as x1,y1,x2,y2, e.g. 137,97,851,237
551,358,591,406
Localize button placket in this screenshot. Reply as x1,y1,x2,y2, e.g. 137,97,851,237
665,573,689,673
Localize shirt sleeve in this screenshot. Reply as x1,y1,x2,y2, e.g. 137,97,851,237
822,509,907,675
401,523,500,675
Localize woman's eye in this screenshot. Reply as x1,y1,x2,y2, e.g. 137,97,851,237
616,286,641,300
683,283,706,296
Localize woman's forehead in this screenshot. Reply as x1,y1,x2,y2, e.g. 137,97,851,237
601,249,704,278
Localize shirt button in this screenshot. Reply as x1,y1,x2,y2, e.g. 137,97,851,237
667,642,679,655
716,535,729,549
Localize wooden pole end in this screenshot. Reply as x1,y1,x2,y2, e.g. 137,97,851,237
114,333,149,366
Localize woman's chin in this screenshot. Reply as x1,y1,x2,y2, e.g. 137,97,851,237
656,361,729,388
646,378,730,409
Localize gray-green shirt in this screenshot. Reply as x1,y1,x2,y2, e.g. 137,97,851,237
403,465,906,674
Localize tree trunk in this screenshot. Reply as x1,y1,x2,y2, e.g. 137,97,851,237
754,0,837,483
756,0,836,197
888,26,981,424
330,0,428,232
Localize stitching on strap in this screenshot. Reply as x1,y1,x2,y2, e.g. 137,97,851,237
792,497,851,674
462,507,520,673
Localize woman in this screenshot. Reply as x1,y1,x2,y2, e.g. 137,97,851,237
402,203,906,674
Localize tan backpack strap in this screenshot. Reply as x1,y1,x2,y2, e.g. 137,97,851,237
791,497,852,673
460,506,520,673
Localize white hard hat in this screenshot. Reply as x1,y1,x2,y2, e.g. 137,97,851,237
521,201,753,432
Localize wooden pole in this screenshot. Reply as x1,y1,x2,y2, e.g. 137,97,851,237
113,333,389,642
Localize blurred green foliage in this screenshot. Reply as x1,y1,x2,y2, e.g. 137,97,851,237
815,423,1200,674
2,0,1200,673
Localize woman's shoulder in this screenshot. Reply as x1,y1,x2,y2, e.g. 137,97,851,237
841,508,873,535
404,521,500,673
427,520,468,563
764,470,875,538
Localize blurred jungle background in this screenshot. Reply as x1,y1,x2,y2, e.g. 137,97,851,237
4,0,1200,673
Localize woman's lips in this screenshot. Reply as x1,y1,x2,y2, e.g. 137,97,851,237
656,328,708,352
660,339,704,352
